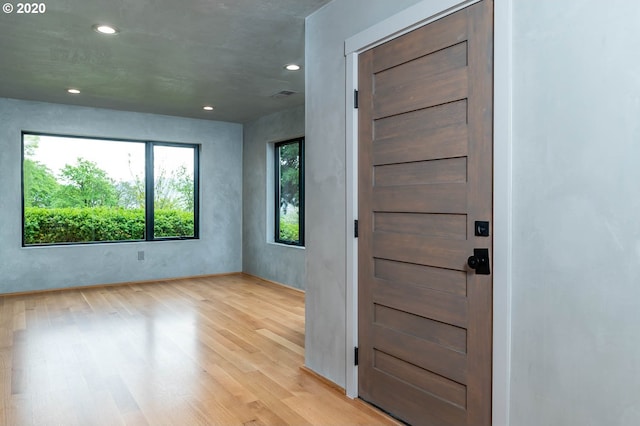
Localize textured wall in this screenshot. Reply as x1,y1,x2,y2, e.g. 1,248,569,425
510,1,640,424
242,106,306,289
304,0,424,387
0,97,243,294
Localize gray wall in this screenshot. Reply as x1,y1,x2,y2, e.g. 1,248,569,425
0,97,243,294
510,1,640,425
242,106,306,290
304,0,424,387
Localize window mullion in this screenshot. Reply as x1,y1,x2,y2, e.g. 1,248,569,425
145,142,154,241
193,146,200,238
299,139,305,246
274,144,281,242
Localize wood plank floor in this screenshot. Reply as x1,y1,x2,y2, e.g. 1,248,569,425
0,274,397,426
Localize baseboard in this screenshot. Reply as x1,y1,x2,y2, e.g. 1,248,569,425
299,366,403,425
299,366,345,394
0,271,243,298
241,272,305,294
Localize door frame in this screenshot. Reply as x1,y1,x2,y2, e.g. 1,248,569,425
343,1,513,424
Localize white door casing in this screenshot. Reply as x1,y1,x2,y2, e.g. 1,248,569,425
343,1,512,424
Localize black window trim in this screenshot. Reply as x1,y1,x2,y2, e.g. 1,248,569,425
21,131,201,247
274,137,305,247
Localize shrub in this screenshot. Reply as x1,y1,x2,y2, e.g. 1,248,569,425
154,209,195,238
24,207,194,244
279,220,299,243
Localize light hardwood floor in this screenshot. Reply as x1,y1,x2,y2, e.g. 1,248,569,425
0,274,397,426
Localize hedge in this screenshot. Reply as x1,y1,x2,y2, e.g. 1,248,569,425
24,207,194,244
279,220,300,243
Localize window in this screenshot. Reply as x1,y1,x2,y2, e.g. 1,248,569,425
22,133,199,246
274,138,304,246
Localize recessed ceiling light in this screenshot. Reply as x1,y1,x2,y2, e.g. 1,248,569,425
203,106,214,111
285,64,301,71
93,24,119,35
67,88,81,94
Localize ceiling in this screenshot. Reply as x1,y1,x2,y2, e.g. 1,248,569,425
0,0,332,123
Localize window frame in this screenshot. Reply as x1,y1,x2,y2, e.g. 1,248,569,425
21,131,200,247
274,137,305,246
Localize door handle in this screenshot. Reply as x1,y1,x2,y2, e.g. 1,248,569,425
467,248,490,275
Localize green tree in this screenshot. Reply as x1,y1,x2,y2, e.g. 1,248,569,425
154,165,194,211
154,167,181,210
23,158,60,207
277,142,301,242
23,135,60,208
172,165,194,212
114,164,193,211
113,155,146,209
114,181,142,209
24,134,40,156
278,143,300,212
55,158,118,207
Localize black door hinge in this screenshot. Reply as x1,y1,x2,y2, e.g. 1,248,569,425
354,219,359,238
354,90,359,109
354,347,359,366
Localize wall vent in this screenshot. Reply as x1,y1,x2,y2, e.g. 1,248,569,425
270,90,298,99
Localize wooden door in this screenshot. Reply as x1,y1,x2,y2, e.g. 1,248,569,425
357,1,493,425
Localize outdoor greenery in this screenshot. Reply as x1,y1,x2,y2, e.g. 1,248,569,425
24,208,194,244
277,141,302,243
279,217,300,242
23,135,195,244
25,207,144,244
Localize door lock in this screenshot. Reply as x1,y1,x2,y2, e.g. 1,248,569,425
467,248,491,275
475,221,490,237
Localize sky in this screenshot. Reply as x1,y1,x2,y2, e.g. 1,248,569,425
26,134,193,182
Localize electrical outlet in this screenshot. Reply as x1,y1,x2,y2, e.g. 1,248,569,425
137,250,145,261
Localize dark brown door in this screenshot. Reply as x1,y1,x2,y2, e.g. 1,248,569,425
357,1,493,425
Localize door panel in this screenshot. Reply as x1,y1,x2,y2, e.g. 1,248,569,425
374,67,468,120
372,278,467,328
374,212,467,240
371,7,469,73
374,157,468,187
374,258,467,296
374,350,467,407
357,1,493,425
372,183,467,213
373,100,469,165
